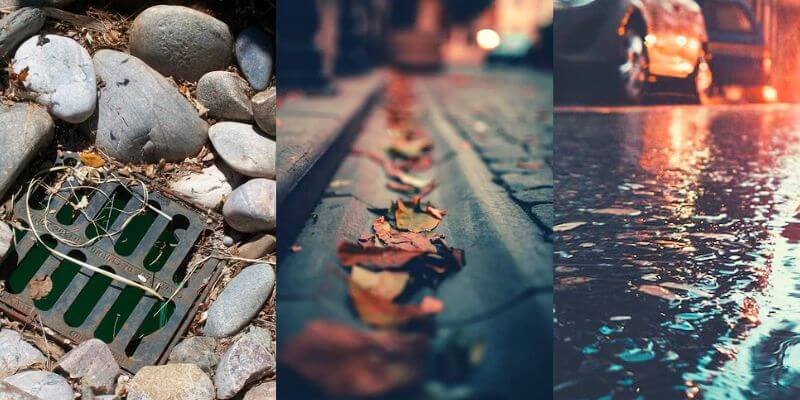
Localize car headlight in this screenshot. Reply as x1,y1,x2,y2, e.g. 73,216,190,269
555,0,597,9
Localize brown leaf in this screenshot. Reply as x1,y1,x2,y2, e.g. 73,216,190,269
517,161,543,170
79,151,105,168
372,216,437,253
349,282,443,328
553,221,587,232
637,284,679,301
337,242,425,268
388,137,432,159
281,320,429,397
395,200,442,233
290,244,303,253
351,149,431,189
29,275,53,300
591,208,642,216
386,181,417,193
351,266,409,300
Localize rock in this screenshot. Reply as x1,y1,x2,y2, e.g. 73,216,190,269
197,71,253,121
169,163,241,210
222,236,234,247
90,50,209,163
129,5,233,81
3,371,73,400
13,35,96,123
237,233,275,259
204,264,274,338
235,27,273,91
531,203,554,229
0,103,54,200
167,336,218,374
0,381,41,400
209,122,275,178
222,179,276,233
0,8,45,60
0,0,74,7
0,222,12,264
251,88,275,137
243,381,275,400
0,330,46,378
214,328,274,399
127,364,214,400
57,338,119,393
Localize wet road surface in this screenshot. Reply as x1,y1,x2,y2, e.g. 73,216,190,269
555,104,800,400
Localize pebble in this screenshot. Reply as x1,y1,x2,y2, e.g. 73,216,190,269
209,122,275,178
0,330,45,378
222,235,234,247
127,364,214,400
222,179,276,233
57,338,120,393
0,8,45,60
214,328,275,399
251,87,276,137
197,71,253,121
169,163,241,210
243,381,276,400
167,336,218,374
0,381,39,400
235,26,273,91
90,49,209,163
0,222,12,264
3,371,73,400
129,5,233,81
0,103,53,200
13,34,96,123
204,264,274,338
238,233,276,259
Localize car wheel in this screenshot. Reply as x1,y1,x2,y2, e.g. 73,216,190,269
616,29,649,103
688,58,712,104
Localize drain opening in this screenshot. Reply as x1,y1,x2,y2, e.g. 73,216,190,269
144,215,190,272
64,266,114,327
85,186,132,240
6,235,56,294
34,250,84,311
114,201,160,256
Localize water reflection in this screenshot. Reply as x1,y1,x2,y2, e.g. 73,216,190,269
555,105,800,399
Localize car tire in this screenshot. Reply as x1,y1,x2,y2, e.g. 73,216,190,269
687,58,712,104
614,28,649,104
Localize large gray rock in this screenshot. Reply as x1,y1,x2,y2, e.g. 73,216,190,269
214,328,274,399
57,338,119,393
204,264,274,338
90,50,209,163
167,336,218,374
0,330,45,378
209,122,275,178
0,381,40,400
0,222,12,265
251,88,275,138
129,5,233,82
243,381,275,400
222,179,276,233
197,71,253,121
0,103,54,199
235,27,273,91
2,371,73,400
13,35,97,123
127,364,214,400
0,0,74,6
169,162,241,211
0,8,45,60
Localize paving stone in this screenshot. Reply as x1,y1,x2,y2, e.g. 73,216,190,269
511,187,553,204
531,203,553,230
167,336,218,374
214,327,274,399
57,338,120,393
500,171,552,192
0,330,45,378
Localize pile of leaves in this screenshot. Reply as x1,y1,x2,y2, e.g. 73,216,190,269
282,72,466,397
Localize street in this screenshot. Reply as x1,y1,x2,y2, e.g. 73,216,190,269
554,103,800,399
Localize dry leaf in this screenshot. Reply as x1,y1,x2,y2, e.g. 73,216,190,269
349,282,443,328
591,208,642,216
29,275,53,300
372,216,437,253
79,151,105,168
553,221,587,232
280,320,428,397
337,242,426,268
388,137,432,159
659,282,713,298
351,266,409,300
395,200,442,233
637,284,679,301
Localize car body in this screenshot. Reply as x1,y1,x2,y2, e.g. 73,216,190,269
555,0,711,102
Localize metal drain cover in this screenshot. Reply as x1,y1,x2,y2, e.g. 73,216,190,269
0,154,222,372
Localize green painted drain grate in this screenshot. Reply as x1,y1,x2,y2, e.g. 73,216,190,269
0,153,222,372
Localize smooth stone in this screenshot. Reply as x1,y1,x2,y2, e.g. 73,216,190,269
214,328,274,399
197,71,253,121
0,222,12,264
0,8,45,60
0,103,54,199
127,364,214,400
57,338,120,392
222,179,276,233
13,35,96,123
222,236,234,247
90,50,209,163
0,0,74,6
235,27,273,91
169,163,241,210
251,88,275,137
237,233,275,259
0,330,45,378
209,122,275,178
167,336,218,374
129,5,233,81
204,264,274,338
243,381,275,400
0,381,40,400
3,371,73,400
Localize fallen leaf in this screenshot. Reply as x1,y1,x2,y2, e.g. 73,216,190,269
637,284,679,301
337,242,426,268
659,282,713,298
388,137,432,159
349,282,443,328
79,151,105,168
395,200,442,233
517,161,543,170
351,149,431,190
591,208,642,216
386,181,417,193
553,221,587,232
281,320,428,397
290,245,302,253
372,216,437,253
689,232,737,241
29,275,53,300
351,266,409,300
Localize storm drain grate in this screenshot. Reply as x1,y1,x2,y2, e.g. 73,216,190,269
0,153,222,372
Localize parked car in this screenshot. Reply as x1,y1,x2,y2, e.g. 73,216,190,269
695,0,776,102
555,0,713,103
